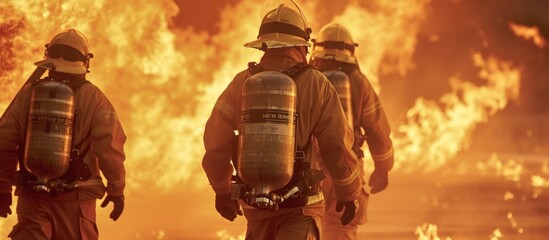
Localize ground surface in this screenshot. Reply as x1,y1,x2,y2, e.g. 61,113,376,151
92,154,549,239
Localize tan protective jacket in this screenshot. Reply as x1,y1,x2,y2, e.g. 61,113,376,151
312,60,394,171
202,48,361,207
0,74,126,198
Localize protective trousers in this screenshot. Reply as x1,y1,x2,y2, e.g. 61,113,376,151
8,195,97,240
321,174,369,240
245,209,320,240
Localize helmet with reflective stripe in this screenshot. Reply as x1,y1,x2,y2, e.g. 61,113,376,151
34,29,93,74
311,23,358,64
245,0,311,50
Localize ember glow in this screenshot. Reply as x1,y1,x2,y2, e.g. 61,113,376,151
1,0,548,239
489,228,504,240
216,230,245,240
415,223,453,240
509,22,546,48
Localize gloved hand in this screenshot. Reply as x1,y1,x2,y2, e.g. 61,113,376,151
0,193,11,218
101,195,124,221
369,169,389,194
215,193,243,221
336,200,358,225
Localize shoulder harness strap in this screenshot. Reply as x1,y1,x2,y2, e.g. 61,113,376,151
247,62,316,79
247,62,264,75
282,62,315,79
65,77,92,182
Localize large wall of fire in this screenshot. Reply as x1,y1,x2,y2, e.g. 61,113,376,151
1,0,548,189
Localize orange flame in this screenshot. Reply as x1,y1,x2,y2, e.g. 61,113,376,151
0,1,435,237
489,228,504,240
509,22,546,48
415,223,452,240
503,191,515,201
531,175,549,188
217,230,245,240
0,0,531,238
393,54,521,172
327,0,430,91
476,154,523,182
0,0,223,192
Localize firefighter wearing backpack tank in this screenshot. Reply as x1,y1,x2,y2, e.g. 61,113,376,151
202,1,361,239
310,23,394,240
0,29,126,240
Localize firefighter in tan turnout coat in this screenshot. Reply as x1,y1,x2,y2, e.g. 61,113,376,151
0,29,126,240
202,1,362,239
310,23,395,240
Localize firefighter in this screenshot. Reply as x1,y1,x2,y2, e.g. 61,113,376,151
0,29,126,240
202,1,362,239
310,23,395,240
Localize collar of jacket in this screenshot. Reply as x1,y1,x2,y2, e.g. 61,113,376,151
48,70,86,81
311,58,358,73
260,46,308,65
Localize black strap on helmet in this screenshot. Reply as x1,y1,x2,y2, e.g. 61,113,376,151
314,40,357,53
44,44,94,72
46,44,88,62
258,22,311,41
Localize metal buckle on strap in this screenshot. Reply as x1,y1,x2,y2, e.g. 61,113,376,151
295,151,305,160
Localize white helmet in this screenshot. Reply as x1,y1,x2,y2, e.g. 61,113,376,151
311,23,358,64
34,29,93,74
245,0,311,50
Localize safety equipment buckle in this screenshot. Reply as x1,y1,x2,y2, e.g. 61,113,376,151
295,150,305,160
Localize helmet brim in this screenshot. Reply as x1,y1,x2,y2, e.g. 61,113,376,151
244,33,310,50
311,49,357,64
34,58,87,74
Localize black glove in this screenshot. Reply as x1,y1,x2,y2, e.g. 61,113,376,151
336,200,357,226
369,169,388,194
215,193,243,221
0,193,11,218
101,195,124,221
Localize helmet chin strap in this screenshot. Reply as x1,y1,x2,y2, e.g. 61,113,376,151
85,53,94,73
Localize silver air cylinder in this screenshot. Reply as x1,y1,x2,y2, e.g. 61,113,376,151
324,70,353,127
23,81,75,192
238,71,297,208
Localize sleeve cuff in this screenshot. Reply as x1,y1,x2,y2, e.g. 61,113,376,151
208,168,233,195
372,148,394,172
331,172,362,202
106,179,125,196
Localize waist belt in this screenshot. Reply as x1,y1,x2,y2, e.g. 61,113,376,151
12,172,102,196
278,191,324,208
